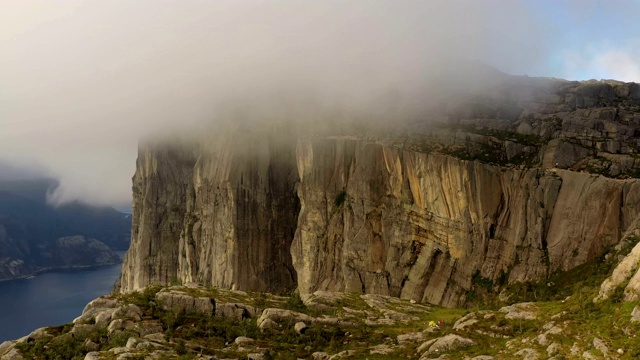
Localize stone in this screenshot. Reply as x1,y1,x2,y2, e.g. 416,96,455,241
112,304,143,321
71,324,96,336
258,318,278,331
155,292,215,316
257,308,314,331
82,297,118,314
234,336,254,346
536,334,549,346
547,343,561,356
0,342,15,357
328,350,355,359
596,234,640,302
312,352,330,360
94,308,117,328
24,327,51,341
136,320,164,336
84,339,100,352
397,332,425,344
108,319,136,334
135,341,164,349
513,348,538,360
84,352,101,360
369,344,395,354
499,303,537,320
144,333,165,343
453,318,478,331
582,351,597,360
631,306,640,322
126,337,138,349
216,303,259,319
302,291,348,309
417,334,475,356
294,322,308,334
570,342,580,355
0,348,23,360
593,338,609,358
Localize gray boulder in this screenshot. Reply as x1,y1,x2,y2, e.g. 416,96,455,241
155,291,215,316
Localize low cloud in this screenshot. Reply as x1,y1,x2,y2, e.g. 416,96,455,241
1,1,560,207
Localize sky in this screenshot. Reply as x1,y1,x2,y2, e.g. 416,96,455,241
1,0,640,210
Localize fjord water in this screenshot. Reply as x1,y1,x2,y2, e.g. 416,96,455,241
0,255,124,342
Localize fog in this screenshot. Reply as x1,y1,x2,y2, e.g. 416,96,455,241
0,1,624,208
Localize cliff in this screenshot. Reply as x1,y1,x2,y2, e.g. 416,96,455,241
118,76,640,307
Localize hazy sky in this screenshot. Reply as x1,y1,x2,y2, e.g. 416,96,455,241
1,0,640,209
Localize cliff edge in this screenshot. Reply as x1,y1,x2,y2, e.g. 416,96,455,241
118,76,640,307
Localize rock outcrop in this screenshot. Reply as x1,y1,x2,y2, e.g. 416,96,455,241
118,76,640,307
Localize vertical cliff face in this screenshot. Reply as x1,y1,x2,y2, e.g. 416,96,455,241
119,142,196,292
177,127,299,293
118,78,640,307
292,139,640,306
119,127,300,294
119,135,640,307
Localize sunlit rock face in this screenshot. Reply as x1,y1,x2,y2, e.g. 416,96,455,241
119,76,640,307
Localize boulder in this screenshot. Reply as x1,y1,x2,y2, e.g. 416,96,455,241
499,303,537,320
312,352,330,360
257,308,314,331
84,339,100,352
0,342,15,357
513,348,538,360
0,348,23,360
258,318,278,331
84,352,100,360
369,344,395,354
397,331,425,344
94,309,117,328
234,336,255,346
593,338,609,358
108,319,137,334
155,292,215,316
294,322,308,334
632,306,640,322
135,320,163,336
417,334,475,356
112,304,143,321
547,343,561,357
216,302,259,319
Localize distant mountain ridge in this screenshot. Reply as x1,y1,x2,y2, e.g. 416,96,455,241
0,177,131,280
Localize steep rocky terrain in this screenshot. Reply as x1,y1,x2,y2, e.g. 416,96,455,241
0,178,130,280
118,76,640,308
3,242,640,360
5,75,640,359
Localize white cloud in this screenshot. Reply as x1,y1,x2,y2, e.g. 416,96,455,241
0,1,557,207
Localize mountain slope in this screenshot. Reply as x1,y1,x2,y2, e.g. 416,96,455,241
0,178,131,280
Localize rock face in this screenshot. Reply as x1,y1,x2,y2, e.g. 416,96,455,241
596,217,640,302
119,130,300,294
292,142,640,306
118,77,640,307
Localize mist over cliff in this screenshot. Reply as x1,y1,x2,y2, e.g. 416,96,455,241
5,0,640,208
117,72,640,308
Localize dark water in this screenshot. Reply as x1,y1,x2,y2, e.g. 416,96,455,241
0,256,124,342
